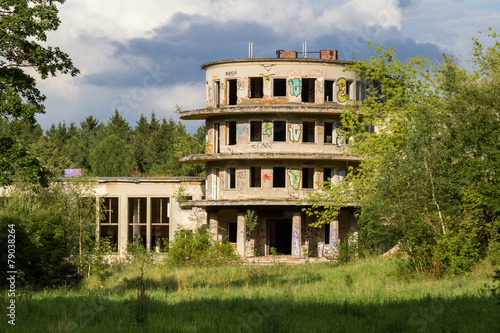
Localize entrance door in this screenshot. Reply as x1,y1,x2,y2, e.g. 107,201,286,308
268,220,292,255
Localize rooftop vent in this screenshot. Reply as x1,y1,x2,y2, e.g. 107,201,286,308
276,46,338,60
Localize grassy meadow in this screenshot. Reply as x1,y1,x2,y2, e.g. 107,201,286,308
1,256,499,332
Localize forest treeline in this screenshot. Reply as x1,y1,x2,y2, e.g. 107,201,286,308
0,110,206,179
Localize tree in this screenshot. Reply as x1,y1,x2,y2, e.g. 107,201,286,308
0,0,78,185
89,134,134,177
302,31,500,276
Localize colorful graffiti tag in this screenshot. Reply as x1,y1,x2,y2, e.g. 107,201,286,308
236,123,249,144
263,74,272,89
292,219,301,257
288,78,301,96
287,169,302,190
263,174,271,182
336,77,348,103
262,121,273,137
287,123,302,143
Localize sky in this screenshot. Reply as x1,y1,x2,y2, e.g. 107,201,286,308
36,0,500,132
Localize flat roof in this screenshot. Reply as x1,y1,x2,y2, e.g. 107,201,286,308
201,58,354,70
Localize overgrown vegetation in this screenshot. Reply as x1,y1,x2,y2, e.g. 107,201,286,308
303,30,500,277
2,256,499,332
166,228,240,267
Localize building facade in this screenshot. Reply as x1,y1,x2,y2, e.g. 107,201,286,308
179,49,364,257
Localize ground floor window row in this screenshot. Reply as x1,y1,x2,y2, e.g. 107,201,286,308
221,166,347,190
99,197,170,251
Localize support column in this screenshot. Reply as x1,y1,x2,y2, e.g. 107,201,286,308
292,211,302,257
208,211,219,242
237,211,246,256
119,195,128,255
146,197,151,251
330,219,339,256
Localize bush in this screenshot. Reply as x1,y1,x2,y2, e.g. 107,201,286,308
166,228,240,267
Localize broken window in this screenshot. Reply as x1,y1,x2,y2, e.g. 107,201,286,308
250,77,263,98
151,198,169,224
302,168,314,189
302,121,315,143
323,168,332,184
324,80,334,102
226,167,236,189
273,166,286,188
250,167,261,188
151,198,169,252
227,121,236,145
128,197,147,248
324,122,334,144
229,222,237,243
250,121,262,142
227,79,237,105
273,120,286,142
301,78,316,103
273,78,287,97
100,197,118,251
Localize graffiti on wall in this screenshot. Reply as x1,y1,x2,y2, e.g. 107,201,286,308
292,220,301,257
262,120,273,137
316,171,323,188
336,77,348,103
263,74,273,89
288,78,301,96
263,174,271,182
287,123,302,143
251,142,273,150
287,169,302,190
236,123,248,144
237,77,246,90
237,170,246,191
317,77,324,94
226,70,237,76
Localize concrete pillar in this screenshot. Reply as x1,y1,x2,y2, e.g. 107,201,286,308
237,211,246,256
292,211,302,257
208,212,219,242
146,197,151,251
119,195,128,254
330,219,339,256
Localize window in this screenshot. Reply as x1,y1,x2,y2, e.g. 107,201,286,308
151,198,169,224
324,80,334,102
214,122,220,153
250,167,261,188
338,169,346,182
128,197,147,248
273,78,287,97
250,77,263,98
303,121,315,143
301,78,316,103
228,222,237,243
102,197,118,224
324,122,334,144
273,167,286,188
323,168,332,184
325,223,330,244
226,167,236,189
250,121,262,142
227,79,237,105
302,168,314,189
273,120,286,142
227,121,236,145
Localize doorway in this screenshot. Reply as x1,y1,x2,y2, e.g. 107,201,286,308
268,220,292,255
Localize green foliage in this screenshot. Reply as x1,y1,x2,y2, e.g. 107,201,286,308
302,31,500,277
244,209,258,241
0,178,100,286
166,228,240,267
89,134,135,177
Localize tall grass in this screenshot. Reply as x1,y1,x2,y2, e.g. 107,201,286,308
1,256,499,332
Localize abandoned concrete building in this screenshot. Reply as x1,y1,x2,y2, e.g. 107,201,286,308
96,48,365,257
176,48,364,257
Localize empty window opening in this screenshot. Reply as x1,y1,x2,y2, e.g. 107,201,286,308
324,122,334,144
303,121,315,143
250,77,263,98
323,168,332,184
227,167,236,189
302,168,314,189
229,222,237,243
273,78,287,97
102,197,119,224
250,167,261,188
301,78,316,103
324,80,334,102
325,223,330,244
250,121,262,142
128,197,147,248
273,120,287,142
214,81,220,108
214,122,220,153
227,79,237,105
227,121,236,145
151,198,169,224
273,167,286,188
